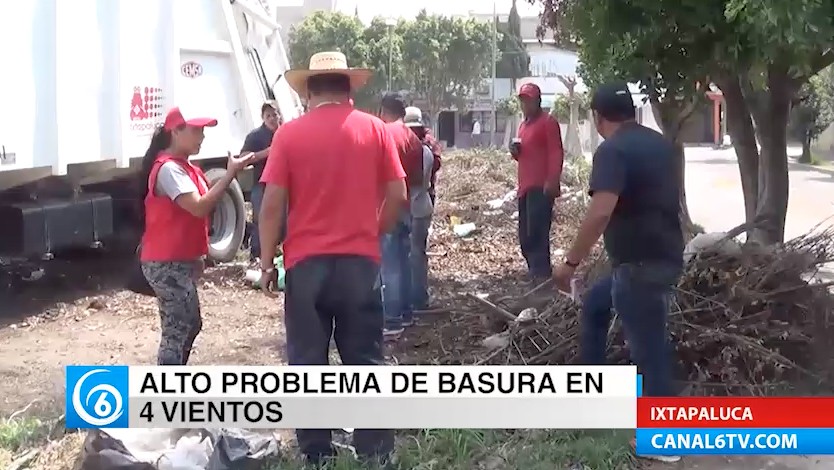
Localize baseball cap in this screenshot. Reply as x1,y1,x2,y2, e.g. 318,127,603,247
518,83,541,99
380,92,407,116
164,107,218,131
590,81,635,121
404,107,424,127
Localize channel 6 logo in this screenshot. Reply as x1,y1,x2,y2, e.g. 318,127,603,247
65,366,129,428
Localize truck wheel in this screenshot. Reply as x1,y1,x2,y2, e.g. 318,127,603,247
204,168,246,263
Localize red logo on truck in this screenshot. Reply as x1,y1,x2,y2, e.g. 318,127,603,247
129,86,164,133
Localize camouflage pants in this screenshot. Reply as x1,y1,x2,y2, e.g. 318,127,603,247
141,261,202,365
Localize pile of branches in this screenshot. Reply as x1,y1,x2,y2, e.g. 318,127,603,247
475,225,834,395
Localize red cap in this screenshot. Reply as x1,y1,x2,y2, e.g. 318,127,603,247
163,107,218,131
518,83,541,99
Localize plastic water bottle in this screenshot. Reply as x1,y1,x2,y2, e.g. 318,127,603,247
244,269,262,286
570,277,583,302
244,256,285,290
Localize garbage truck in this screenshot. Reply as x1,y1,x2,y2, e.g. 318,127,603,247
0,0,303,267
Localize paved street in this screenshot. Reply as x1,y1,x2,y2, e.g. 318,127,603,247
685,146,834,240
674,146,834,469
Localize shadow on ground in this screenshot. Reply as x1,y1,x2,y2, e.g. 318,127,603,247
0,248,136,327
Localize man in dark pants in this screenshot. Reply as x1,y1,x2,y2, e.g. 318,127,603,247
510,83,564,281
257,51,406,465
241,102,281,262
377,92,424,338
552,81,683,463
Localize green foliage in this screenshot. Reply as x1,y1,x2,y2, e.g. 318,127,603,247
536,0,834,243
549,93,590,122
400,11,493,112
790,66,834,161
496,0,530,82
288,10,494,113
496,96,521,115
288,11,368,71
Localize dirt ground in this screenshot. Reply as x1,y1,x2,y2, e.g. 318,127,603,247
0,149,830,469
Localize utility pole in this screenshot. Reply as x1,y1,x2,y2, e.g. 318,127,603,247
385,18,397,91
490,0,497,147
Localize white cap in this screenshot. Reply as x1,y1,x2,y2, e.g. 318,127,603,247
404,106,424,127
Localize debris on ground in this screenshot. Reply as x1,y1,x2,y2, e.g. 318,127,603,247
472,225,834,394
397,148,834,397
4,147,834,469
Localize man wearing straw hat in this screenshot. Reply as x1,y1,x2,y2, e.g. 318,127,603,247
257,51,407,465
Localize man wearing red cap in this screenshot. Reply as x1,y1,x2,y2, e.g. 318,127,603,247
510,83,564,281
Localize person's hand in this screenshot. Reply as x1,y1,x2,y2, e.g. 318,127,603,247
259,266,280,298
227,151,255,174
552,262,576,294
509,142,521,158
544,180,561,199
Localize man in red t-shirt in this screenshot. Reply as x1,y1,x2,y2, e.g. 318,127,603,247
377,92,424,338
510,83,565,281
257,51,406,465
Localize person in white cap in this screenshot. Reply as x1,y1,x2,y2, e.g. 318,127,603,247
257,51,405,466
403,106,435,313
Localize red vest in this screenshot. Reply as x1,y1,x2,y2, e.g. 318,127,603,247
140,155,209,262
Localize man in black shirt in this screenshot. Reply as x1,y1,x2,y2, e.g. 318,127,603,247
242,102,282,261
553,81,683,401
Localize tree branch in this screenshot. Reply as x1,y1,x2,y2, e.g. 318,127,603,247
791,49,834,88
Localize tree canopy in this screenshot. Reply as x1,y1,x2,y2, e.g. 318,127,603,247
535,0,834,244
288,10,494,114
497,0,530,85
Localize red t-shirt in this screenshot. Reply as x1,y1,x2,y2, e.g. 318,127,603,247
516,113,564,197
386,121,424,190
260,103,405,270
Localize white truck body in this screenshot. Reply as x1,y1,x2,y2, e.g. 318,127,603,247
0,0,303,261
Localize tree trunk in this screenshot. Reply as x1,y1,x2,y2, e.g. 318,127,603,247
650,99,697,240
750,67,793,244
716,75,760,226
673,140,695,238
588,109,600,151
799,132,813,163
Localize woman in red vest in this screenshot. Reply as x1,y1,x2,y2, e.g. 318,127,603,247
139,107,254,365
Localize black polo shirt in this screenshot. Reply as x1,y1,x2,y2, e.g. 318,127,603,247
241,124,275,184
588,122,683,266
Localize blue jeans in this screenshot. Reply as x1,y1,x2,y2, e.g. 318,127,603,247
581,261,681,397
518,188,554,278
380,217,412,329
250,183,264,260
410,215,431,311
250,183,287,260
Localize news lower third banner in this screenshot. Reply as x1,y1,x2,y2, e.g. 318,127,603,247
65,365,637,429
635,397,834,455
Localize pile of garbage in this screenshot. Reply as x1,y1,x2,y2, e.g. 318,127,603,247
475,224,834,394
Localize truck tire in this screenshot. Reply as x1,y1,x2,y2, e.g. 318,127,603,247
204,167,245,263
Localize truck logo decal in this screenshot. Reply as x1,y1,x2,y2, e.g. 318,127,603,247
129,86,164,134
181,61,203,78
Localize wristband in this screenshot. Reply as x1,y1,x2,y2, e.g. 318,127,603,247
261,267,276,274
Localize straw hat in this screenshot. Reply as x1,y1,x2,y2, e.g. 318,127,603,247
285,51,373,96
